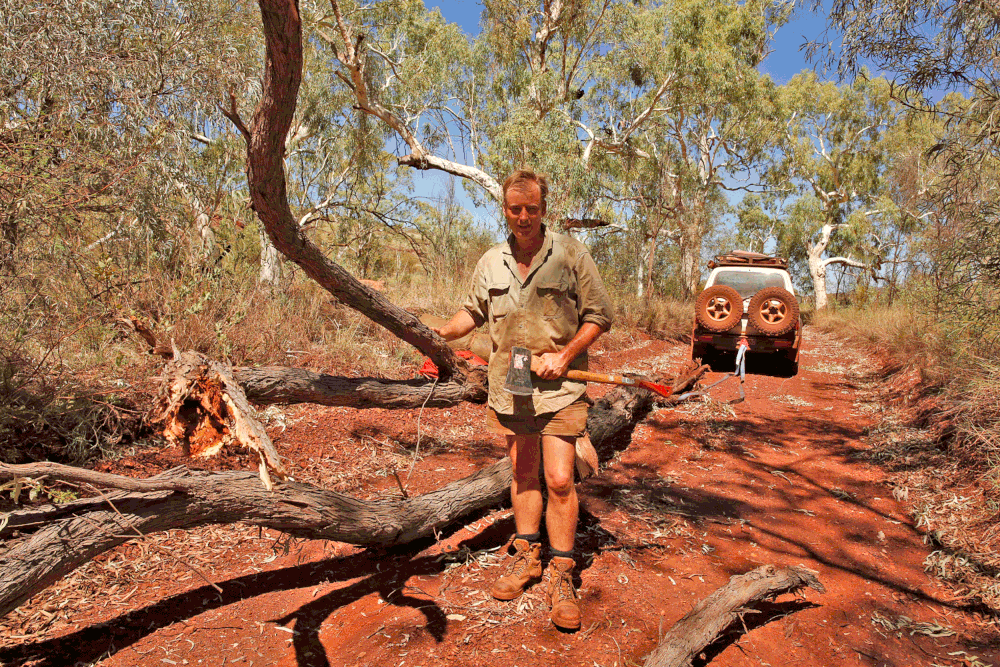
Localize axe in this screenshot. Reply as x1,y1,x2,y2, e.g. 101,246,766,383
503,346,673,398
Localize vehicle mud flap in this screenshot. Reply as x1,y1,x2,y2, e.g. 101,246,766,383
677,338,748,404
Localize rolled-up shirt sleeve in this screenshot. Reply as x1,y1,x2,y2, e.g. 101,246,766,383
576,251,614,332
460,256,490,328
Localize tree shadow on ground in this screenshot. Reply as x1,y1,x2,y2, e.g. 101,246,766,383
692,599,819,667
0,512,515,667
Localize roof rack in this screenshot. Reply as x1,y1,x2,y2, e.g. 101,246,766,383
708,250,788,270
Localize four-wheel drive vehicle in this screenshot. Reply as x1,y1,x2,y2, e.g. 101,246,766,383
691,251,801,375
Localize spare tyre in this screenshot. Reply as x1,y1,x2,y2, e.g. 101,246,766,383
695,285,744,333
747,287,799,336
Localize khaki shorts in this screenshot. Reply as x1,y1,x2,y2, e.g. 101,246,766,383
487,399,589,437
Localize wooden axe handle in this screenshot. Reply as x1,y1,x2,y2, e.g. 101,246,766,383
564,370,637,386
531,357,672,397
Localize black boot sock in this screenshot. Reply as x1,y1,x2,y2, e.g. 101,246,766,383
549,548,575,560
515,532,541,544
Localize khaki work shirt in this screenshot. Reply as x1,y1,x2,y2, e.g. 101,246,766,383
461,225,614,416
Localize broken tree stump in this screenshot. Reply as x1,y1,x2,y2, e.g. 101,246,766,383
644,565,825,667
152,350,287,489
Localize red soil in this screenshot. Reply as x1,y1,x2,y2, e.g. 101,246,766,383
3,328,999,667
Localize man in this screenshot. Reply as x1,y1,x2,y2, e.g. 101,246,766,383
433,169,613,630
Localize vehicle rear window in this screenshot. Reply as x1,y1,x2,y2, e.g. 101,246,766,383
712,271,785,298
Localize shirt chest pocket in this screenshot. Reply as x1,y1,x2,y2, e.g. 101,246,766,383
487,283,512,321
535,279,576,322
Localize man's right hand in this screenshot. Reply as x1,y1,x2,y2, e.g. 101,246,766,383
432,310,476,342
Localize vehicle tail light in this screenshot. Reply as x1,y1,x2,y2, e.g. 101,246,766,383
696,334,714,342
773,339,791,347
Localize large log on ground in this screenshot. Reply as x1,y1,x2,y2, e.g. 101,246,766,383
0,363,706,621
233,365,487,408
0,460,512,619
644,565,825,667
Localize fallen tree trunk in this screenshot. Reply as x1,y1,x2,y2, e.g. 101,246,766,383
0,363,707,620
233,365,487,409
588,360,708,458
644,565,825,667
0,460,513,619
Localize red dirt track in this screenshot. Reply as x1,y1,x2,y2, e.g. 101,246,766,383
2,328,998,667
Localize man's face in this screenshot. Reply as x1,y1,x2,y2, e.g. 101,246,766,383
503,182,546,248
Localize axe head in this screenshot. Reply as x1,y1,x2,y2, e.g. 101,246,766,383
503,346,534,396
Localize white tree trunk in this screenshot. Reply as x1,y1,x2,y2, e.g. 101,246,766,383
259,226,282,284
679,233,701,300
808,244,829,310
194,210,219,264
636,255,645,298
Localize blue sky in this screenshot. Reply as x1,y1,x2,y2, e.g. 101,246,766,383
409,1,840,228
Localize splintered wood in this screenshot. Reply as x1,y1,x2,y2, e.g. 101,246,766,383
152,350,287,489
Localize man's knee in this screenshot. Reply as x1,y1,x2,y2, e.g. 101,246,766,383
545,469,575,497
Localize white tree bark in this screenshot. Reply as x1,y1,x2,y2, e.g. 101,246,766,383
807,221,867,310
258,224,282,284
173,180,219,264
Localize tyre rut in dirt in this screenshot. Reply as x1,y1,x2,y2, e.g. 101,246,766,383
748,287,798,336
695,285,743,333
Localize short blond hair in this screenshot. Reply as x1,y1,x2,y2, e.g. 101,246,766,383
502,169,548,209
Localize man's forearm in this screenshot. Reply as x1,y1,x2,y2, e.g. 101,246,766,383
433,309,477,341
557,322,604,366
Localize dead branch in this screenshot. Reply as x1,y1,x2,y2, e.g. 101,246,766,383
644,565,825,667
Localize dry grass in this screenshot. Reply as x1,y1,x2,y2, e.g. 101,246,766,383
612,294,692,343
820,305,1000,614
0,523,279,647
0,246,489,463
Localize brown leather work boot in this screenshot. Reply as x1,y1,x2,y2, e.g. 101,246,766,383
545,556,581,630
489,539,542,600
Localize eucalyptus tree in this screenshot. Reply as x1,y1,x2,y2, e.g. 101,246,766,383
815,0,1000,343
0,0,262,278
0,0,270,387
316,0,702,225
582,0,785,299
762,72,896,310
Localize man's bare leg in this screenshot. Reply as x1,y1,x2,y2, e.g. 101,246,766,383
541,434,578,552
541,433,581,629
509,434,543,535
489,434,544,601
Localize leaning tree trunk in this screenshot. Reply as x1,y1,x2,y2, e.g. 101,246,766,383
238,0,467,380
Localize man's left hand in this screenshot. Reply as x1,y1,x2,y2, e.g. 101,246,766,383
534,351,570,380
